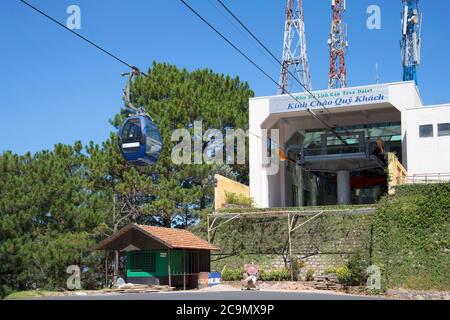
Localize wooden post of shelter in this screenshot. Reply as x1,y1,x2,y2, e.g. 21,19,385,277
105,250,108,288
167,249,172,288
183,249,186,291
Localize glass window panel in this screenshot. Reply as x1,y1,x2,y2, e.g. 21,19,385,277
419,125,433,138
438,123,450,137
122,119,142,139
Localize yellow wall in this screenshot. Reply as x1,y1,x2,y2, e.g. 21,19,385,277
214,175,250,210
387,153,408,195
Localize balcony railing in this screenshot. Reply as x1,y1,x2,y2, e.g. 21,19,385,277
397,173,450,185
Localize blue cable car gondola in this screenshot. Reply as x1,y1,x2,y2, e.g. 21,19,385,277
119,115,163,166
118,68,163,166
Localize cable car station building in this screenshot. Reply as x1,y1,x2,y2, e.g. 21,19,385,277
249,81,450,208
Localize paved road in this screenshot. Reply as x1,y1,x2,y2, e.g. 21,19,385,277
34,290,382,300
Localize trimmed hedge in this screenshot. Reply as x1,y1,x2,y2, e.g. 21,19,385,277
216,204,375,214
373,184,450,290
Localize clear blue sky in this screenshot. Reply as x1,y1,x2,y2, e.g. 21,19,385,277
1,0,450,155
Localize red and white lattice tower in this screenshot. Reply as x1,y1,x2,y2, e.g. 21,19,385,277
328,0,348,89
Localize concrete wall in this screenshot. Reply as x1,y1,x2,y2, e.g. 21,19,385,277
269,254,351,277
249,97,272,208
214,175,250,210
405,104,450,175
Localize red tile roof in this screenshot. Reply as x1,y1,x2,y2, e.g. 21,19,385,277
137,224,219,251
94,223,219,251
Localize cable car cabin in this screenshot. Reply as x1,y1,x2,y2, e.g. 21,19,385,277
119,116,163,166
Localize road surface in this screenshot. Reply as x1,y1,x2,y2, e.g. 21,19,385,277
32,290,383,300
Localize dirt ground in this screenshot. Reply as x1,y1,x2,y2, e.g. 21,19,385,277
7,282,449,300
217,281,316,291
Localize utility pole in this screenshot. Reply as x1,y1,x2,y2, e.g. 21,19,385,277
279,0,312,94
113,194,119,285
328,0,348,89
401,0,422,85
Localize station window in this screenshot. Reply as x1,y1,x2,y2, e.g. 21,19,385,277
438,123,450,137
419,124,433,138
266,138,272,158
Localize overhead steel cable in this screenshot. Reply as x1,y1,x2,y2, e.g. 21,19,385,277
206,0,280,71
179,0,348,144
19,0,146,76
179,1,286,99
216,0,332,115
20,0,348,153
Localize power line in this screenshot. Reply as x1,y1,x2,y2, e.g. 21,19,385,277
20,1,287,155
179,0,348,142
19,0,145,75
178,0,333,131
21,0,347,152
216,0,331,115
206,0,279,71
179,1,286,98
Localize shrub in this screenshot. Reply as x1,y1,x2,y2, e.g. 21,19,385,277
225,192,254,208
323,266,352,284
259,269,290,281
305,269,315,282
222,268,291,282
346,252,371,286
335,266,351,284
221,269,243,281
324,266,337,274
0,285,15,299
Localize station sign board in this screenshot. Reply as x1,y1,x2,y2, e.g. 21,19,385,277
269,84,389,114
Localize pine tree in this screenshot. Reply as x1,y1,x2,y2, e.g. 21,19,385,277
0,62,254,295
106,62,253,228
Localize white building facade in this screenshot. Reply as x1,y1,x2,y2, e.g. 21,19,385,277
249,81,450,208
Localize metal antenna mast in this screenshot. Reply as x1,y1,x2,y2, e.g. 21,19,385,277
279,0,312,94
375,62,380,84
401,0,422,85
328,0,348,89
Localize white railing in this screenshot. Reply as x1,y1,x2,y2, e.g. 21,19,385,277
397,173,450,185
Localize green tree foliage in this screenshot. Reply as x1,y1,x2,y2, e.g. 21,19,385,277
0,144,104,294
0,62,254,296
108,62,253,228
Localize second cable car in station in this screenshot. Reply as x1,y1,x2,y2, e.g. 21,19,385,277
118,68,163,166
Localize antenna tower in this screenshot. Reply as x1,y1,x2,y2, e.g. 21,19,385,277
328,0,348,89
279,0,312,94
401,0,422,84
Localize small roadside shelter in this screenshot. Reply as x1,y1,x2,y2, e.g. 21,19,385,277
94,223,219,288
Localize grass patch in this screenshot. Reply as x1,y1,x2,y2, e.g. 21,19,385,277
5,290,62,300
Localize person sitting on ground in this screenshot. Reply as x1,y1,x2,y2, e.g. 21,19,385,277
242,263,259,290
